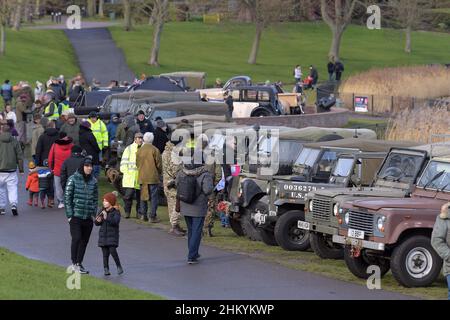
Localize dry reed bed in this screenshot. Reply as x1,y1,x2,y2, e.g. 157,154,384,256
386,104,450,142
339,66,450,113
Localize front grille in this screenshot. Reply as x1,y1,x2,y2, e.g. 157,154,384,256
312,197,331,222
348,211,374,236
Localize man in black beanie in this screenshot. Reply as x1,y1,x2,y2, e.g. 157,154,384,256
60,145,86,190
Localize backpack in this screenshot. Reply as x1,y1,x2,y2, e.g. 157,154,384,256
176,174,199,204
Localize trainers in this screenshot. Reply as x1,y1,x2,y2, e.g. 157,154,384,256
58,203,65,209
77,264,89,274
117,266,124,275
0,208,5,215
11,206,18,216
140,215,149,222
187,259,198,265
47,199,54,208
150,217,161,223
104,267,111,276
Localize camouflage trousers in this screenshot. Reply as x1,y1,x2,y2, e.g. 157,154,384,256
204,194,218,231
164,186,181,227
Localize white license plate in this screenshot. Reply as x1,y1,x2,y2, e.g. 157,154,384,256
348,228,365,239
298,221,310,230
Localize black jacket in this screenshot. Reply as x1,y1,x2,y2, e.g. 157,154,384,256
327,62,335,73
137,118,154,134
60,153,85,190
95,208,121,247
69,85,85,103
35,128,59,166
79,126,101,165
153,127,169,154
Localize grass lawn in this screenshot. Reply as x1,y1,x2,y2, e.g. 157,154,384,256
0,247,164,300
110,21,450,87
0,29,79,89
97,177,448,300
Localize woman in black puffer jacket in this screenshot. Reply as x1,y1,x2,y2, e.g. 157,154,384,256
95,192,123,276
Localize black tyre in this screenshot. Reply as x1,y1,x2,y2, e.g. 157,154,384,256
344,247,390,279
241,206,262,241
310,233,343,259
229,216,245,237
390,236,442,287
250,108,273,117
274,210,310,251
258,225,278,246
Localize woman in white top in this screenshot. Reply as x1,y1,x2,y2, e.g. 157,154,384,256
4,104,17,124
293,65,302,83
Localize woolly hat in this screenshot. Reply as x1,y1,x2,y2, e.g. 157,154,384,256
71,145,83,154
156,120,166,128
103,192,117,207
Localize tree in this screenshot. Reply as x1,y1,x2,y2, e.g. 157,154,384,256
320,0,358,62
389,0,429,53
148,0,169,66
0,1,15,56
87,0,96,17
98,0,104,17
123,0,132,31
12,0,24,31
240,0,288,65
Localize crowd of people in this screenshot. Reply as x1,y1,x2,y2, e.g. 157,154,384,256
0,73,231,274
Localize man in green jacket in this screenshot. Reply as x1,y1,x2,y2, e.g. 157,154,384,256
0,121,24,216
64,157,98,274
431,202,450,300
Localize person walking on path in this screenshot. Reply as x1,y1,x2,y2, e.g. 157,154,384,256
431,202,450,300
87,111,108,177
60,113,80,146
136,132,162,223
153,119,170,154
327,59,335,81
334,60,345,81
35,120,59,166
36,159,54,209
60,145,86,191
25,161,40,207
176,141,214,264
120,132,143,219
48,132,74,209
0,121,24,216
163,137,186,237
95,192,124,276
65,157,98,274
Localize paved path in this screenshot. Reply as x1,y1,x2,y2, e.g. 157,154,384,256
29,19,135,86
0,174,416,300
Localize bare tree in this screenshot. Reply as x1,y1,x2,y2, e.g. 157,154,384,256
123,0,132,31
240,0,288,65
34,0,40,16
98,0,104,17
148,0,169,66
0,0,15,56
87,0,96,17
12,0,24,31
320,0,358,62
389,0,429,53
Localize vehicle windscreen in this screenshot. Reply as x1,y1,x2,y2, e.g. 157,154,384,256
295,148,320,166
417,161,450,191
316,150,340,175
151,110,178,120
377,152,424,183
332,157,354,177
279,140,303,163
108,99,130,114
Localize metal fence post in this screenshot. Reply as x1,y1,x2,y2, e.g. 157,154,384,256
352,93,355,111
391,96,394,113
371,95,374,116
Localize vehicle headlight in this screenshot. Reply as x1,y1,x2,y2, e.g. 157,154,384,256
333,204,339,216
275,188,279,196
308,200,314,212
377,216,386,232
266,185,270,195
344,212,350,225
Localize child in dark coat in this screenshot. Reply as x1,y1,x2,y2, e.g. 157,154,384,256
37,159,54,209
95,192,123,276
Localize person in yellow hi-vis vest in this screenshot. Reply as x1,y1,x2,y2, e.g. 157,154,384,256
43,92,60,121
120,132,143,219
87,111,108,177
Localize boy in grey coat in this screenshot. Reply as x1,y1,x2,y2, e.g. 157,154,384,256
431,202,450,300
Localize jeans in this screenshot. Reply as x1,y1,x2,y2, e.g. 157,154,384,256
447,275,450,300
54,175,64,204
93,165,101,178
140,184,159,218
184,216,205,260
69,217,93,265
0,171,18,208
